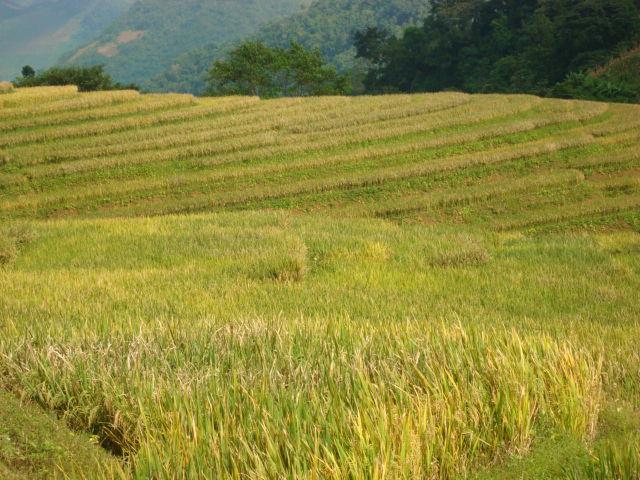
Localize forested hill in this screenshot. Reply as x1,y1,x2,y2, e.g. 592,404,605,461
0,0,134,80
356,0,640,102
62,0,311,88
146,0,431,94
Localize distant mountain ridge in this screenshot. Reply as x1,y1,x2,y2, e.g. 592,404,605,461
147,0,432,94
0,0,134,80
62,0,312,87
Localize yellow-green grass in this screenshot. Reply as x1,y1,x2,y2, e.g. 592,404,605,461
1,87,640,479
0,389,118,479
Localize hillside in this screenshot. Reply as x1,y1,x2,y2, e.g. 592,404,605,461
147,0,431,94
62,0,311,88
592,45,640,100
0,0,134,81
1,87,640,478
1,88,639,222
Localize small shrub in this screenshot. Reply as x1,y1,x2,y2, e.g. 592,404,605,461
361,240,391,262
0,81,14,94
553,72,639,104
0,225,34,266
253,237,308,282
428,234,492,268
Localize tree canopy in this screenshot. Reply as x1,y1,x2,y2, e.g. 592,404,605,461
207,41,348,98
355,0,640,101
14,65,138,92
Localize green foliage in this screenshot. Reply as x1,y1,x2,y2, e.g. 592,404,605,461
20,66,35,79
557,44,640,103
357,0,640,100
553,72,640,104
207,41,348,97
13,65,137,92
147,0,430,94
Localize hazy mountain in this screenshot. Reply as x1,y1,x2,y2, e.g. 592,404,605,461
62,0,312,88
0,0,134,80
147,0,431,94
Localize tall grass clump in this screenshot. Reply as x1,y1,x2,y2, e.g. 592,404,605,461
565,436,640,480
0,320,602,479
0,224,32,266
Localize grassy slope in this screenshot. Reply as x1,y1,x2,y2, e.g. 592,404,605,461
0,390,117,479
1,87,640,478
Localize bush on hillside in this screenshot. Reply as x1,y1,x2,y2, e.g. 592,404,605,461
553,71,640,103
0,81,14,94
14,66,138,92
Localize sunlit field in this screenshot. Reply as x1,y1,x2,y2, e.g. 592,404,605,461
1,86,639,479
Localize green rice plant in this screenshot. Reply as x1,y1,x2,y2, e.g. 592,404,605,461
0,316,603,479
1,88,640,479
565,436,640,480
346,170,585,219
493,193,640,231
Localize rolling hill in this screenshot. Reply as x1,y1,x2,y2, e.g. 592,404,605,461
62,0,312,88
0,0,134,81
147,0,432,93
1,87,639,478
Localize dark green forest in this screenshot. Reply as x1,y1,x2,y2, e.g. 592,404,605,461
11,0,640,102
355,0,640,102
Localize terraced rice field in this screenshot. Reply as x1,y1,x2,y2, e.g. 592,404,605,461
1,86,639,479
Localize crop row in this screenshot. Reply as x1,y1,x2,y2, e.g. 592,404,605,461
0,90,141,120
0,123,596,216
3,93,475,167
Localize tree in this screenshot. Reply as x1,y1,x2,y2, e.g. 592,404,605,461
207,41,348,98
21,65,35,78
14,66,138,92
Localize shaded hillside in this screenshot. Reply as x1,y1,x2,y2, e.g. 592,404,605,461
147,0,431,94
0,0,134,80
591,45,640,100
553,45,640,103
63,0,311,88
